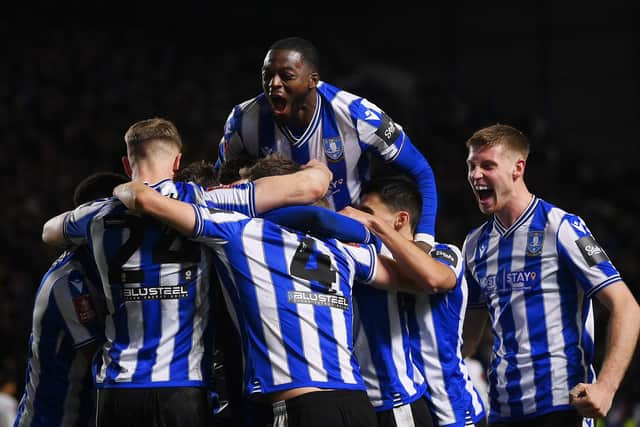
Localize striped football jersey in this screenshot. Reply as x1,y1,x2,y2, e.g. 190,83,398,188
15,248,102,426
406,243,486,426
216,81,438,244
463,196,622,422
62,179,256,388
352,244,426,411
191,206,378,396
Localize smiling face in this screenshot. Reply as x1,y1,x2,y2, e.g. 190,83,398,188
261,49,318,124
466,142,524,215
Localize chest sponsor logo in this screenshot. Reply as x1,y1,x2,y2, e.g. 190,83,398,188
122,285,189,301
287,290,349,311
323,137,344,162
575,235,609,267
479,270,539,294
526,231,545,256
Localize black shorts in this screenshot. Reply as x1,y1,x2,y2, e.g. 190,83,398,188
272,389,377,427
96,386,211,427
490,409,587,427
376,397,434,427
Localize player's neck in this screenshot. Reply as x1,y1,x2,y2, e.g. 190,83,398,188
496,191,534,229
289,90,318,129
131,163,175,186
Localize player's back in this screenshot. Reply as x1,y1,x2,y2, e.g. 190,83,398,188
15,248,101,427
192,208,378,396
64,180,219,388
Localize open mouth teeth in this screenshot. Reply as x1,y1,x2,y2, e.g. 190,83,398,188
271,96,286,112
474,185,493,199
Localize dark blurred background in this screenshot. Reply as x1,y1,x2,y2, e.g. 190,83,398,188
3,1,639,424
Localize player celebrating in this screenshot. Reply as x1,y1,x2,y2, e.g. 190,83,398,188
215,36,439,248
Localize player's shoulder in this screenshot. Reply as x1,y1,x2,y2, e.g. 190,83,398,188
430,242,462,267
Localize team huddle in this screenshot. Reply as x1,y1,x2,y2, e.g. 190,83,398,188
13,37,640,427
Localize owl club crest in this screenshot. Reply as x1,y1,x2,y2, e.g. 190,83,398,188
323,137,344,162
526,231,544,256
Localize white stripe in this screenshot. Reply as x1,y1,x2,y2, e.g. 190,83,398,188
189,249,210,381
541,209,571,407
392,403,416,427
151,261,179,382
415,293,455,425
353,306,383,405
282,232,327,383
509,229,536,415
243,221,292,386
318,239,354,384
117,233,142,382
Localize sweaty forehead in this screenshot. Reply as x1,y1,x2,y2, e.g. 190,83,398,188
263,49,305,69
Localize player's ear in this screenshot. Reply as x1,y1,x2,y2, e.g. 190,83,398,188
173,153,182,173
122,156,133,178
394,211,410,231
513,158,526,180
308,71,319,89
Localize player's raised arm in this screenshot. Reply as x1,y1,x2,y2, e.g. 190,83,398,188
341,206,454,294
252,159,332,214
113,181,196,236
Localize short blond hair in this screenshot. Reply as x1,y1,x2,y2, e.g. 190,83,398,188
124,118,182,159
466,124,530,160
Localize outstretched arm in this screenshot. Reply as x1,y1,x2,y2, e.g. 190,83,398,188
253,159,332,214
114,182,196,236
341,206,454,293
570,281,640,418
387,138,438,246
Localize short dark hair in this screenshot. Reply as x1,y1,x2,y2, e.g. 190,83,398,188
174,160,220,188
73,172,129,207
245,154,301,181
361,176,423,233
269,37,320,73
217,152,257,185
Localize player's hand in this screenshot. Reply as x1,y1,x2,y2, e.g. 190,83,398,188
569,382,614,418
113,181,148,211
339,206,375,229
302,159,332,179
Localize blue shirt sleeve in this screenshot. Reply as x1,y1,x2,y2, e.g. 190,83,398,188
260,206,382,251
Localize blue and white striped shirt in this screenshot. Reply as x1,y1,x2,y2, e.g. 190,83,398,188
463,196,621,422
407,243,486,426
15,248,101,427
62,179,255,388
192,206,377,396
216,81,438,244
352,245,426,411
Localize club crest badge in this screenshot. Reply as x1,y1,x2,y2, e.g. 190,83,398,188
526,231,544,256
323,137,344,162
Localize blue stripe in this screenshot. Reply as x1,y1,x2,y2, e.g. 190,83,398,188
170,271,197,381
290,137,311,165
228,222,274,391
31,293,68,424
355,286,395,395
321,99,351,210
268,229,310,384
257,96,275,157
132,219,162,383
495,236,523,418
526,208,553,413
103,222,128,383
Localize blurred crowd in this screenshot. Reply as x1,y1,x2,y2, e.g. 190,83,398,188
3,20,639,426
